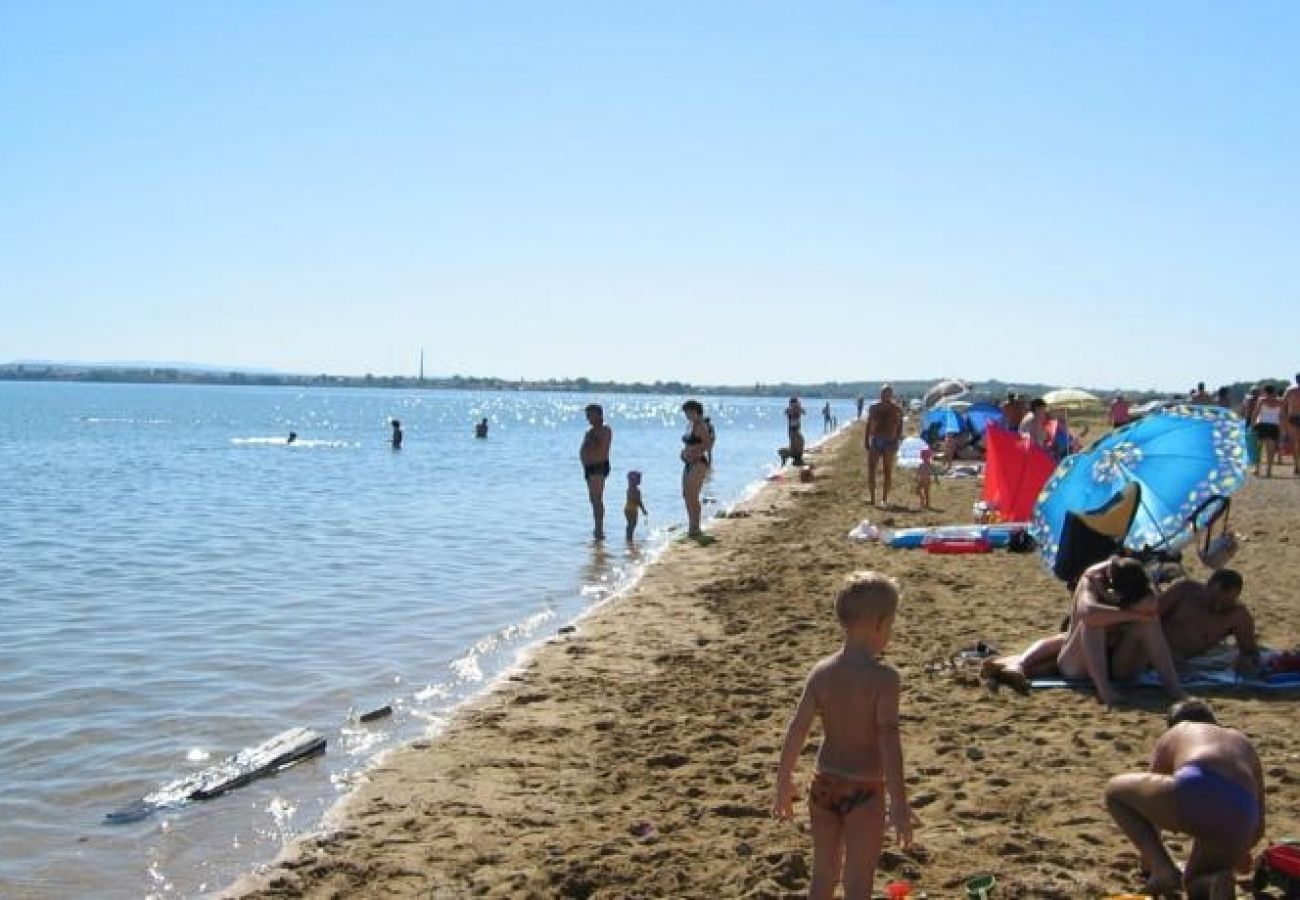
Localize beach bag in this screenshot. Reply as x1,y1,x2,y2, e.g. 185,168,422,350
1253,842,1300,898
1192,496,1238,570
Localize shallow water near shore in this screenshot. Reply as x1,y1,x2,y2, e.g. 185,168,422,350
0,381,846,899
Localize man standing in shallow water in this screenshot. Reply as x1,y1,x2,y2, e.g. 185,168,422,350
579,404,612,540
865,385,904,507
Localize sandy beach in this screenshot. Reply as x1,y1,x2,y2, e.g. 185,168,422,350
225,424,1300,899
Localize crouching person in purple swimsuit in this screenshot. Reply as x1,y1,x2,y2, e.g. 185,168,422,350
1105,698,1265,899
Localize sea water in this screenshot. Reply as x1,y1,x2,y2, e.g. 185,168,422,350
0,381,850,898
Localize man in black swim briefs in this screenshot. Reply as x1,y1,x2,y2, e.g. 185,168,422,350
579,404,612,540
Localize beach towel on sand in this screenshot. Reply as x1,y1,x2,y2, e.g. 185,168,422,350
1030,645,1300,693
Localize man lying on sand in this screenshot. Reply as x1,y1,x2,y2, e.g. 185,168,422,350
984,568,1259,698
1105,698,1265,899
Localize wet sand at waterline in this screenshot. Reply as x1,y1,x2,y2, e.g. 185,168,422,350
226,424,1300,899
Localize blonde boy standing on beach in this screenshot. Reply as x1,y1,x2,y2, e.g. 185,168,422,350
773,572,915,899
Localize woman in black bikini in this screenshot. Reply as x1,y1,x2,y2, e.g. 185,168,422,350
680,399,714,539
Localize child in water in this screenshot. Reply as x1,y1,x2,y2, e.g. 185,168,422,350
624,471,648,541
914,447,933,510
774,572,916,899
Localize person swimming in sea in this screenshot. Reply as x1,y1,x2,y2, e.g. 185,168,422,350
287,432,297,445
474,417,489,438
390,419,403,450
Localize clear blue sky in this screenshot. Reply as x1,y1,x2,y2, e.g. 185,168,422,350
1,2,1295,391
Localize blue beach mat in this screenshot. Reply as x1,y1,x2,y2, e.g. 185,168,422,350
1031,670,1300,693
1030,646,1300,693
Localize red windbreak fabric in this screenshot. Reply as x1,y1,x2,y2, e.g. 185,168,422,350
983,425,1057,521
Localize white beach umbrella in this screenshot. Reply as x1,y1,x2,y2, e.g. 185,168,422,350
923,378,971,408
933,398,972,412
1042,388,1101,408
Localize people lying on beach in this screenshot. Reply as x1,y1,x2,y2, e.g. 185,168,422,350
983,558,1187,706
1104,698,1264,900
286,431,297,445
474,417,489,438
580,404,612,540
390,419,403,450
914,448,933,510
1149,570,1260,673
983,570,1259,695
680,399,713,539
1284,374,1300,475
774,572,915,900
1251,384,1284,477
623,470,648,542
865,384,904,506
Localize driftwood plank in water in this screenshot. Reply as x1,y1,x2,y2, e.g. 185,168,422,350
106,727,326,823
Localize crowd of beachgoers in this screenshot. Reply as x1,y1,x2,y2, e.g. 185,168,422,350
224,380,1299,900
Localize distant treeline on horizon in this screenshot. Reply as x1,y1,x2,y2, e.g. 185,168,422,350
0,362,1273,404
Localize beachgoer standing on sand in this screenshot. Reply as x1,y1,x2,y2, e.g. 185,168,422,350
1110,395,1131,429
774,572,916,900
914,447,933,510
390,419,403,450
680,399,713,540
1019,398,1052,453
580,404,612,540
1251,384,1283,478
1190,382,1213,404
623,470,648,542
1105,698,1264,899
865,384,903,507
1283,373,1300,475
786,397,805,444
1001,391,1026,431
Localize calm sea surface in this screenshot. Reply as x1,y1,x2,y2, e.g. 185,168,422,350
0,382,848,899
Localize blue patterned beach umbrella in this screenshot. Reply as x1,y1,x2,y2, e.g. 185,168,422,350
1030,404,1248,571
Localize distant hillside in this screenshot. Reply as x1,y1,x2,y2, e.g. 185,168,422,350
0,361,1233,402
